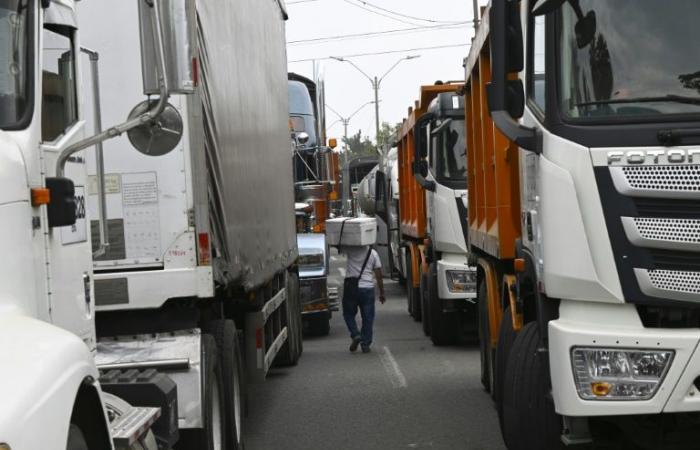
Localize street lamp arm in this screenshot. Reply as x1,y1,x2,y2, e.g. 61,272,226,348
348,101,375,121
332,56,374,84
326,103,345,121
378,55,421,85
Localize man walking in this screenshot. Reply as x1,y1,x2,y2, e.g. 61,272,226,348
342,245,386,353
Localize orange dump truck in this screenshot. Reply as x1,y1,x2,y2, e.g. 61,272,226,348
395,82,477,345
467,0,700,448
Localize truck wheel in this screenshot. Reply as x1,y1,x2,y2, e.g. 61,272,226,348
177,334,226,450
66,424,89,450
477,280,492,393
502,322,562,450
429,263,458,346
406,256,414,315
208,321,246,449
310,316,331,336
420,272,431,336
494,306,516,429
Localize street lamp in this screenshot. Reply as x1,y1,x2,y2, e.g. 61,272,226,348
331,55,420,147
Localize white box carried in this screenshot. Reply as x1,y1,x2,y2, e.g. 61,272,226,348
326,217,377,246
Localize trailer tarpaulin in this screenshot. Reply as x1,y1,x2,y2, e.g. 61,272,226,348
197,0,297,290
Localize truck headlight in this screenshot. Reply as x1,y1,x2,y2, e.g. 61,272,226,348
446,270,476,293
298,252,324,268
572,347,674,401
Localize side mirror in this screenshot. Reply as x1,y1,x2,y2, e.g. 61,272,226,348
486,0,541,153
138,0,196,96
46,177,77,228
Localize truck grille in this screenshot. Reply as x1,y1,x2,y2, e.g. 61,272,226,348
634,218,700,245
648,270,700,295
621,165,700,192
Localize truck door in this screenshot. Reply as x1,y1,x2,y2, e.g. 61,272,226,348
40,12,96,350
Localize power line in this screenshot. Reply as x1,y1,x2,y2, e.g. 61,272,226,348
288,43,470,63
288,22,471,46
287,0,321,4
342,0,423,27
351,0,464,24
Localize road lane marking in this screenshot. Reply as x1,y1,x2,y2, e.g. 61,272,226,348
379,346,407,388
338,268,346,277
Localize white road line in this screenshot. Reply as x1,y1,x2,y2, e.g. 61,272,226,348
379,346,407,388
338,267,346,277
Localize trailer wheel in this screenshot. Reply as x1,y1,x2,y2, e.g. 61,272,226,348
477,280,493,393
208,321,246,449
66,424,89,450
429,263,458,346
494,306,516,429
420,272,431,336
502,322,562,450
177,334,226,450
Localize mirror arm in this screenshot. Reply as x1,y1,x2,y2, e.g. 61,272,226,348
56,0,171,178
412,161,436,192
491,110,542,154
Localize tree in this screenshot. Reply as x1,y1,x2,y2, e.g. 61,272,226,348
376,121,401,150
343,130,376,160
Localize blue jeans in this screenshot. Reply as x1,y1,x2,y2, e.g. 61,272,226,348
343,287,375,347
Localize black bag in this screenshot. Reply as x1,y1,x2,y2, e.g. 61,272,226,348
343,248,373,302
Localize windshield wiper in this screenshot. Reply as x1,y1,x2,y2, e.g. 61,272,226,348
577,95,700,107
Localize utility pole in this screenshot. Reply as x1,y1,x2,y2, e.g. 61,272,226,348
473,0,480,32
332,55,420,146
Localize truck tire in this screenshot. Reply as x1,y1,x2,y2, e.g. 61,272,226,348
177,334,226,450
406,255,414,315
208,320,246,450
66,424,89,450
420,272,431,336
502,322,562,450
308,315,331,336
477,280,492,394
429,263,458,346
494,306,516,429
275,272,302,366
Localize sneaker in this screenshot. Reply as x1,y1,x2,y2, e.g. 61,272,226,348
349,336,361,352
361,345,371,353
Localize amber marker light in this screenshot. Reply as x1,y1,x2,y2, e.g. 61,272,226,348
30,187,50,206
591,382,612,397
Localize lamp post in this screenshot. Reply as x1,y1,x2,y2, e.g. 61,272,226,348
327,101,376,215
331,55,420,146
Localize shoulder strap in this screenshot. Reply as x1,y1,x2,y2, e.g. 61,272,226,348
358,247,373,278
338,218,348,247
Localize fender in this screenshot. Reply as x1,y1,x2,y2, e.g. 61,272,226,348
0,312,111,450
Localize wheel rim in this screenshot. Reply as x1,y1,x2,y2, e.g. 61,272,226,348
212,379,223,450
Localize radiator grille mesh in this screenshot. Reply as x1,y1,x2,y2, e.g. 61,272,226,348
648,270,700,294
634,218,700,244
622,165,700,192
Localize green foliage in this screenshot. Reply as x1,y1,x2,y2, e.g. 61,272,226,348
341,122,401,160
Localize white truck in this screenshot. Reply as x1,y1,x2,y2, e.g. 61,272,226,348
0,0,299,449
468,0,700,448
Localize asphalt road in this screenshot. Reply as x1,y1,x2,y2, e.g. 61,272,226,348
246,252,505,450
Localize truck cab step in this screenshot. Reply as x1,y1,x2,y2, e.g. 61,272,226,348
110,405,160,449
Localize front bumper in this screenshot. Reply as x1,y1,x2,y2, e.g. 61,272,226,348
549,301,700,417
299,276,330,315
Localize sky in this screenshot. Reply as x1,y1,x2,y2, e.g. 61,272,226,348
285,0,488,144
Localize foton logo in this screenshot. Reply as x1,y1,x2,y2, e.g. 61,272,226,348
607,149,700,165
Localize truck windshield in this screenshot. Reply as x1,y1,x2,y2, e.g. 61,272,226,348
0,0,30,130
437,121,466,183
558,0,700,121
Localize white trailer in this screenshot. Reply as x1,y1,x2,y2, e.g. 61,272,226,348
80,0,302,449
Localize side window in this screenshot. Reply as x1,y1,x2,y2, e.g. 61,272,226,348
429,126,439,174
42,25,77,142
529,14,546,115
